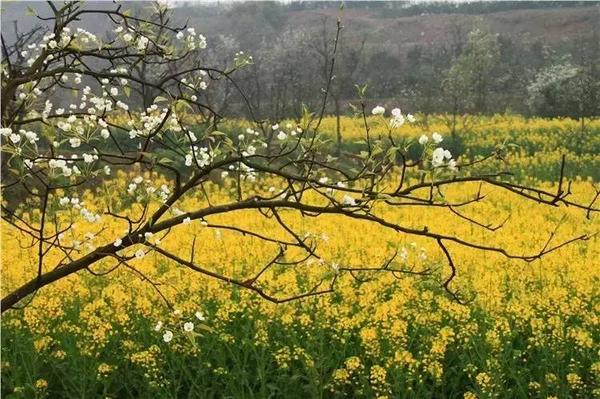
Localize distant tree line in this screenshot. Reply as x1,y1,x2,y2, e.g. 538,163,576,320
176,1,600,17
192,4,600,133
7,1,598,131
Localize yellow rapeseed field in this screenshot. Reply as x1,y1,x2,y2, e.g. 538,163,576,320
1,169,598,398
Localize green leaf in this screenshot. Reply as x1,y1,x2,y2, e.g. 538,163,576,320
153,96,169,104
196,323,213,332
175,99,193,113
371,146,384,157
138,151,157,160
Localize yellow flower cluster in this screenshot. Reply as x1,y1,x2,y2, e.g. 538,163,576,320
97,363,117,379
128,345,166,388
1,169,598,397
274,345,315,370
314,114,600,140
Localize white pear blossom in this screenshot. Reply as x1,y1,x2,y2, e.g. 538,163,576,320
390,113,405,128
134,249,145,259
431,148,454,169
195,311,206,321
69,137,81,148
448,159,458,171
371,105,385,115
277,131,287,140
197,34,207,49
432,147,446,167
163,330,173,343
399,247,408,262
9,133,21,144
116,101,129,111
418,135,429,145
183,322,194,332
136,35,149,51
114,238,122,247
82,153,96,163
80,207,100,223
49,159,67,169
342,195,357,206
432,132,443,144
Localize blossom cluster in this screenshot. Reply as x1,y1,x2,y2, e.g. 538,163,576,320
155,309,208,343
16,27,99,70
174,27,207,51
418,133,457,171
127,176,171,203
1,127,39,148
371,105,416,128
58,195,101,223
128,104,181,139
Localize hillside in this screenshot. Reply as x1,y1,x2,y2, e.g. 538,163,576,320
178,3,600,55
3,2,598,51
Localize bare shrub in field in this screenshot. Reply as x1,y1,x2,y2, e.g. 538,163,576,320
1,1,598,312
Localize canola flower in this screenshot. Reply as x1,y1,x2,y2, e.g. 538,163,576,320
1,169,598,398
221,114,600,180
